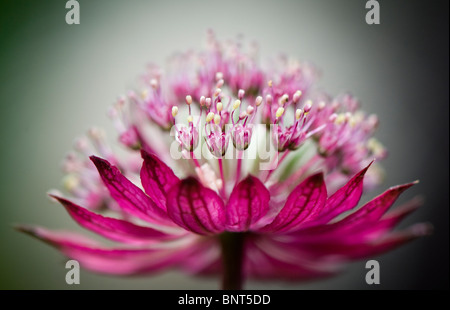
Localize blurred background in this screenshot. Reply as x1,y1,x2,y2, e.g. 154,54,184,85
0,0,448,289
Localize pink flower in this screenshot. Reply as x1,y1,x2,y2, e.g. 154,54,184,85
19,153,430,289
18,32,430,289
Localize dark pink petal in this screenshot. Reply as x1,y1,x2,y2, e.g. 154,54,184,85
226,175,270,232
53,196,182,245
140,150,180,210
17,225,193,275
261,173,327,233
90,156,173,226
316,162,372,224
338,181,418,227
166,177,225,235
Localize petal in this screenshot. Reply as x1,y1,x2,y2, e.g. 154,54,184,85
261,173,327,233
338,181,418,226
166,177,225,235
245,238,338,280
53,196,181,245
90,156,173,226
226,175,270,232
316,162,371,224
17,225,192,275
140,150,180,210
284,223,431,260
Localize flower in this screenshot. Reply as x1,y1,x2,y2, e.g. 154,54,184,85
18,32,430,289
19,153,430,288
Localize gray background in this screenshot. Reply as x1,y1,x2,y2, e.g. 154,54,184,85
0,0,448,289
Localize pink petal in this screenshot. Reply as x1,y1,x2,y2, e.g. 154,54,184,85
166,177,225,235
17,225,191,275
90,156,173,226
53,195,182,245
244,238,338,280
226,175,270,232
316,162,371,224
140,150,180,210
260,173,327,233
287,223,431,260
338,181,418,227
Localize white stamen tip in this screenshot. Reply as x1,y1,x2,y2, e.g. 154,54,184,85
247,106,255,115
171,106,178,117
206,112,215,123
318,101,326,110
255,96,263,106
200,96,206,107
187,115,194,123
214,88,222,97
293,90,302,103
233,100,241,110
185,95,193,105
205,97,212,108
214,114,221,125
150,78,158,89
215,72,223,81
296,109,302,120
216,101,223,112
238,89,245,100
276,107,285,118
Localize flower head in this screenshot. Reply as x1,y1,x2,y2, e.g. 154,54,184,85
19,32,430,289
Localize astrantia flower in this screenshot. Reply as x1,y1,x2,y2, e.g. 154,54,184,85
18,32,430,289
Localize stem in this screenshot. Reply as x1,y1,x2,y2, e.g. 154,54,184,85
220,232,245,290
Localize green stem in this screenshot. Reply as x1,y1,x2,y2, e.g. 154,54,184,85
220,232,245,290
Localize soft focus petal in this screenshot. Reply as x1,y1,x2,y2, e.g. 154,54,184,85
166,177,225,235
226,175,270,232
244,238,339,280
140,150,180,210
90,156,173,226
17,226,194,275
279,223,431,260
261,173,327,233
53,195,182,245
316,162,371,224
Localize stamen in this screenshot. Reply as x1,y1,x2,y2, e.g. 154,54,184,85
185,95,193,105
217,101,223,112
206,112,215,123
293,90,302,103
172,106,178,117
233,100,241,110
276,107,285,119
150,78,158,89
200,96,206,107
255,96,263,106
238,89,245,100
214,114,221,125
